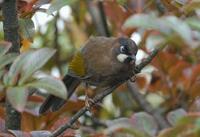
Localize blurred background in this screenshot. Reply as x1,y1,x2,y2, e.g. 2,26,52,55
1,0,200,137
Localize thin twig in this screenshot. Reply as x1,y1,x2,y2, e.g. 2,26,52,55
154,0,167,15
53,14,62,72
50,47,161,137
127,82,170,129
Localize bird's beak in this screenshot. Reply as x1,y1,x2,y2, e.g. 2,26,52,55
129,55,136,65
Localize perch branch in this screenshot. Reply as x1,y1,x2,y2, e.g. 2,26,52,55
50,47,161,137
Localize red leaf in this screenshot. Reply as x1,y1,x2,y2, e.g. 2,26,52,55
104,0,133,35
168,60,191,81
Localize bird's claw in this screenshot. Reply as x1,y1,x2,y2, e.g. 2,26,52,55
85,96,95,110
130,75,136,82
85,96,102,112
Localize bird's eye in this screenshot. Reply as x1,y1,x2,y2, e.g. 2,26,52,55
120,46,128,53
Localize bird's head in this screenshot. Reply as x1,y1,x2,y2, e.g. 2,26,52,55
114,37,138,65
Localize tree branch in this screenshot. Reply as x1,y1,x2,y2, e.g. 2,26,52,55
50,47,161,137
2,0,21,131
154,0,167,15
127,82,170,129
86,0,110,37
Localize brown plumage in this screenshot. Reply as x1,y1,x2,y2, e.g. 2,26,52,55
39,36,138,114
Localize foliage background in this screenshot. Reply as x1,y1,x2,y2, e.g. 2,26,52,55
0,0,200,137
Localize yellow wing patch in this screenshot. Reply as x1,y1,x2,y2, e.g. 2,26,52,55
68,51,86,77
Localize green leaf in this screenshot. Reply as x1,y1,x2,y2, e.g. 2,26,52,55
26,76,67,99
6,87,28,112
167,109,187,126
123,14,171,34
131,112,158,136
47,0,77,14
18,48,56,85
6,51,32,86
106,118,150,137
124,14,193,44
0,70,5,79
163,16,193,44
19,19,35,41
0,53,18,70
124,14,156,28
0,41,12,57
186,18,200,31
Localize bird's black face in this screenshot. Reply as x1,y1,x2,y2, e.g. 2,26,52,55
116,37,138,64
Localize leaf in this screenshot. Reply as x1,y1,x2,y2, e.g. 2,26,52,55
6,51,32,86
31,131,52,137
26,76,67,99
47,0,77,14
8,130,52,137
8,130,31,137
168,60,191,81
130,112,158,136
158,113,200,137
6,87,28,112
19,18,35,41
34,0,52,8
186,18,200,31
124,14,193,44
105,118,150,137
0,41,12,57
124,14,155,28
0,70,5,79
0,53,18,70
183,1,200,14
104,0,131,33
163,16,193,44
18,48,56,85
167,108,187,126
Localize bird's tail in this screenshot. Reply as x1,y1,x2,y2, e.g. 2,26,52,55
39,75,80,114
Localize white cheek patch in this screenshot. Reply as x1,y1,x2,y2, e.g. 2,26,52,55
117,54,128,63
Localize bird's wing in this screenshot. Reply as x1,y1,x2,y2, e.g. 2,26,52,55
68,51,92,79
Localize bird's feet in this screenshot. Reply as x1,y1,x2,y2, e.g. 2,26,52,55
85,95,95,109
130,75,136,82
85,95,102,113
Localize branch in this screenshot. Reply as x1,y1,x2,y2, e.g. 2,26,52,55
50,84,120,137
154,0,167,15
50,47,161,137
53,14,62,72
127,82,170,129
2,0,21,131
86,0,110,37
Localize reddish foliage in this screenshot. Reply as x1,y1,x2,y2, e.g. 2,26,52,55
104,0,133,35
50,117,77,137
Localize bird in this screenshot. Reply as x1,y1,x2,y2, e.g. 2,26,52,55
39,36,138,114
